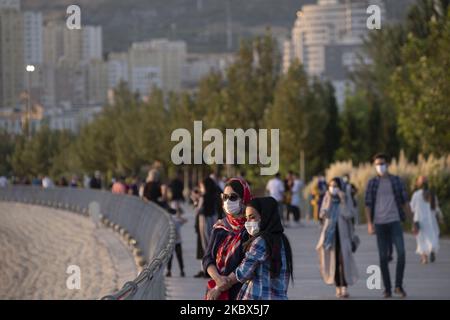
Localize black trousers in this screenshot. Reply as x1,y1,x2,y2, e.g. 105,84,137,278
168,243,184,272
334,226,347,287
286,204,301,222
375,222,405,291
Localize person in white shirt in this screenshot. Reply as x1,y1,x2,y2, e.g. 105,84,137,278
266,173,286,222
410,176,443,264
42,176,54,188
289,174,304,227
0,176,8,187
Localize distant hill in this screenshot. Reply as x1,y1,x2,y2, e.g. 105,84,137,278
22,0,417,54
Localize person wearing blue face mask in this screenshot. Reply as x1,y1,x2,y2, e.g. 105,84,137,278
365,153,414,298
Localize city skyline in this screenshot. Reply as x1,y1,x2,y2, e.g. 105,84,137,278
1,0,411,135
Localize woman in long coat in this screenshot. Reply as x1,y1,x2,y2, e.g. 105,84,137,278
316,177,359,298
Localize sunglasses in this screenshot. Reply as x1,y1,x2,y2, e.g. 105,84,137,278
221,193,240,202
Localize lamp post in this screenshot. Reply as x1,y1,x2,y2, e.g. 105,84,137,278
25,64,35,139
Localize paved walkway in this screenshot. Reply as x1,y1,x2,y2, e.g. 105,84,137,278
0,202,137,299
166,204,450,300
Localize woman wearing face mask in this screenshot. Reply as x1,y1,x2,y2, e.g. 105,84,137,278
411,176,443,264
203,177,252,300
208,196,294,300
316,177,359,298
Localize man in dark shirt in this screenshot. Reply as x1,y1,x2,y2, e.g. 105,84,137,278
365,153,413,298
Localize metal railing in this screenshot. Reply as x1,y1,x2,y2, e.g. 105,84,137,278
0,186,176,300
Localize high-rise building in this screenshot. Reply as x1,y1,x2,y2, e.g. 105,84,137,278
107,52,129,90
43,21,64,66
82,26,103,61
23,11,44,108
0,0,19,10
129,39,186,96
130,66,161,98
42,22,105,108
23,11,42,65
182,53,233,89
41,21,63,108
62,27,82,66
0,0,24,109
284,0,386,106
85,59,108,106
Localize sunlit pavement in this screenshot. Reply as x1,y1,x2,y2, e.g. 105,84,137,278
166,204,450,300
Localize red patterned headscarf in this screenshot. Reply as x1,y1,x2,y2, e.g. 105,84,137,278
226,177,252,205
214,177,252,273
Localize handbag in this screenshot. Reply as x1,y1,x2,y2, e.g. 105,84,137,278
204,279,229,300
351,234,360,253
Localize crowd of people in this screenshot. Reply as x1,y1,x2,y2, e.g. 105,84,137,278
315,153,442,299
0,152,444,300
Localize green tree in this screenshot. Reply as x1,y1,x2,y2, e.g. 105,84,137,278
10,126,70,177
335,90,371,163
265,61,328,179
317,81,340,167
224,30,279,130
0,131,14,175
390,5,450,156
350,0,450,159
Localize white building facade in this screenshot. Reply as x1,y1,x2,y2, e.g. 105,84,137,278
23,11,43,65
284,0,386,106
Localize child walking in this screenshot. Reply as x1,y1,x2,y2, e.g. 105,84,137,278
166,209,187,277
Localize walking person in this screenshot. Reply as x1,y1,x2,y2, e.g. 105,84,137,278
89,171,102,189
207,196,293,300
342,174,359,225
288,173,303,227
365,153,413,298
166,210,187,277
127,176,140,197
311,176,327,222
42,176,54,188
168,170,185,214
316,177,359,298
411,176,443,264
192,177,221,278
57,176,68,187
266,173,285,224
69,175,79,188
202,178,252,299
310,177,320,222
0,175,8,188
142,169,163,205
111,176,127,194
284,172,293,227
317,175,328,213
191,187,207,278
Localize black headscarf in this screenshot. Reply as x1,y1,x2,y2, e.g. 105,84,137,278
202,177,219,217
245,197,294,281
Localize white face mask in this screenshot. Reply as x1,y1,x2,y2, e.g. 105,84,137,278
376,164,387,176
329,186,338,196
223,199,241,216
245,221,260,236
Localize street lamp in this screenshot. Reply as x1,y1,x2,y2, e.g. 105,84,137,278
26,65,35,72
25,64,35,138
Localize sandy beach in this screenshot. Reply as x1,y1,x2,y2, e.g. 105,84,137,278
0,202,137,300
